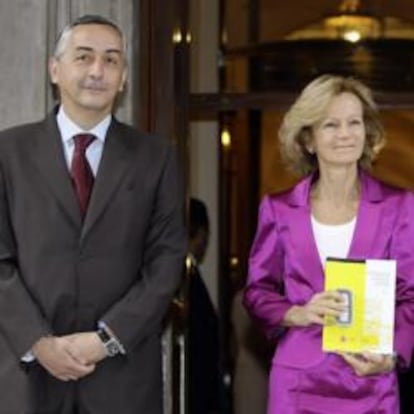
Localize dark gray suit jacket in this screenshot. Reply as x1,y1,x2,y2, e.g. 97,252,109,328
0,110,186,414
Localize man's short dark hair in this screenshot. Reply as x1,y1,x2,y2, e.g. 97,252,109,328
65,14,122,38
53,14,125,59
189,198,209,238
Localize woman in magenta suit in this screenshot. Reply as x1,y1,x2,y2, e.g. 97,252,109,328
244,74,414,413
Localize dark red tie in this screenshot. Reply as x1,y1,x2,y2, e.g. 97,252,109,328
71,134,96,218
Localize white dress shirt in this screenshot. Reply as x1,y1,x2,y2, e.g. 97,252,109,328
56,106,111,175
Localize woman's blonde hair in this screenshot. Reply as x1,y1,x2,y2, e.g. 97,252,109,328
278,74,385,176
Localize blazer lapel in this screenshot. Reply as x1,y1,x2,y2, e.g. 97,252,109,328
348,171,383,259
33,113,81,228
81,120,131,240
286,175,325,293
286,171,384,294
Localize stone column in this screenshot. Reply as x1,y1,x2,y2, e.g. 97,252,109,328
0,0,50,129
189,0,220,308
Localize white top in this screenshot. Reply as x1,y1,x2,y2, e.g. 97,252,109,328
311,215,357,266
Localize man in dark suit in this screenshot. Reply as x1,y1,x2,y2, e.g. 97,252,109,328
0,14,185,414
187,198,224,414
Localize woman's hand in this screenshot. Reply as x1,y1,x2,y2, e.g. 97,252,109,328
283,290,345,327
340,352,396,376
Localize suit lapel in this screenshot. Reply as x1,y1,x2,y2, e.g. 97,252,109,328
81,120,132,240
33,113,82,228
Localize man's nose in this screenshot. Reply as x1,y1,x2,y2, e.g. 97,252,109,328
89,58,105,78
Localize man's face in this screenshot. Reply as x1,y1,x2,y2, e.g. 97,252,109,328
49,23,127,121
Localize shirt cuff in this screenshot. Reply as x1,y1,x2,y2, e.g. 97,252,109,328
21,350,35,363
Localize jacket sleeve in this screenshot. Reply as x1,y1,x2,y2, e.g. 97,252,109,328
391,190,414,368
101,143,186,351
0,163,50,359
243,195,293,340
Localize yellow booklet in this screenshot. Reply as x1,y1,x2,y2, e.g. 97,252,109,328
322,258,396,354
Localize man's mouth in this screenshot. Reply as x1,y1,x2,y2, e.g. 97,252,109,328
81,82,107,92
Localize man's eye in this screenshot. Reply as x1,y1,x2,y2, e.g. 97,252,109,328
76,54,91,62
105,56,119,65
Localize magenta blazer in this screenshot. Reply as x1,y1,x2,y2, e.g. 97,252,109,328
244,171,414,370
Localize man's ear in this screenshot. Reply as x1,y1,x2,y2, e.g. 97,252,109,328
48,57,59,85
119,67,128,92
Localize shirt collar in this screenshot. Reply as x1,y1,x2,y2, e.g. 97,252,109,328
56,106,112,145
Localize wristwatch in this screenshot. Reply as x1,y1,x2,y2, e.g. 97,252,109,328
97,328,121,357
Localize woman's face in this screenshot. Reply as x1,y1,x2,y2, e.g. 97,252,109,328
310,92,366,171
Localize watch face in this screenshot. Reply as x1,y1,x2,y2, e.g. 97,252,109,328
98,329,120,357
106,340,120,357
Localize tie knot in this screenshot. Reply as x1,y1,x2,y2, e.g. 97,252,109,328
73,134,96,153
